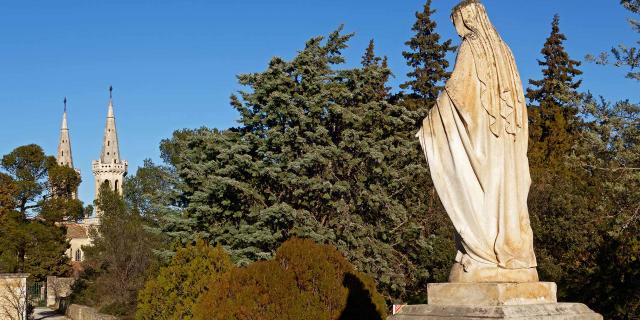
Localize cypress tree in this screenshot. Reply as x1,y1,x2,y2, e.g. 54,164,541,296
526,14,583,165
401,0,455,103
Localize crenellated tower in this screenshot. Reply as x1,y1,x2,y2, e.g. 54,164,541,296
92,86,128,207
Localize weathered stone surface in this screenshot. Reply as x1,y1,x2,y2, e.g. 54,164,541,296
427,282,557,306
47,276,75,308
0,273,29,320
66,304,117,320
448,262,539,283
390,303,603,319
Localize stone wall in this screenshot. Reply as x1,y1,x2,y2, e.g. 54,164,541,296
46,276,75,310
66,304,118,320
0,273,29,320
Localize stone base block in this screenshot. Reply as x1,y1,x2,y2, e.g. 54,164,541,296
390,303,602,319
428,282,557,306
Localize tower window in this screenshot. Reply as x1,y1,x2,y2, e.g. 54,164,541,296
107,152,110,155
108,141,110,146
61,151,64,156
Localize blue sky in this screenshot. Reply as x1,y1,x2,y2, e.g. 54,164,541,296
0,0,637,204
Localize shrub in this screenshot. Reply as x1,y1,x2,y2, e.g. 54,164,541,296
136,240,232,320
194,238,387,320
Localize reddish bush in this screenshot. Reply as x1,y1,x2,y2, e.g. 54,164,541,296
194,238,387,320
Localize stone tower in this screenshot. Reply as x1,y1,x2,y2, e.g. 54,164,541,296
57,97,74,168
92,87,128,205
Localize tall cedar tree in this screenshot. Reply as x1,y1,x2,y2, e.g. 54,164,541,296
526,15,583,167
401,0,455,112
159,27,453,302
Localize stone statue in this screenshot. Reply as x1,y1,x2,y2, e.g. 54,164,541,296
393,2,603,317
416,0,538,283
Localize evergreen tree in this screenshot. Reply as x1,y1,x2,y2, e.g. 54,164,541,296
526,15,583,166
1,144,50,215
158,27,447,301
359,39,390,102
361,39,380,67
401,0,455,104
399,0,456,292
587,0,640,81
526,12,639,320
0,145,81,280
79,182,160,316
124,159,186,262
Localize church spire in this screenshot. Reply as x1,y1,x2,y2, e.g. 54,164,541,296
92,86,127,204
100,86,121,164
57,97,74,168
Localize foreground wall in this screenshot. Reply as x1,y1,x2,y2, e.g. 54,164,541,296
66,304,118,320
0,273,29,320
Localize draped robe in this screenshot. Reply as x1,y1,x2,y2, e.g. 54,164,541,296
417,37,537,270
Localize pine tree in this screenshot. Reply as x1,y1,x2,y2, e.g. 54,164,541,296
526,14,583,165
0,144,81,280
401,0,455,103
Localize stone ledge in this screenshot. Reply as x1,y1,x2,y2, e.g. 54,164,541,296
428,282,557,306
390,303,602,319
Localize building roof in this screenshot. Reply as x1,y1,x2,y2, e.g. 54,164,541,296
66,223,89,239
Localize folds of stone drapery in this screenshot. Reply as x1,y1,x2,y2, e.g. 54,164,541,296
416,88,536,270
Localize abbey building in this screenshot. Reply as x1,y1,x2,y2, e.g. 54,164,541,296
57,88,128,270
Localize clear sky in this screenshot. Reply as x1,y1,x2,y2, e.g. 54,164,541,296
0,0,637,204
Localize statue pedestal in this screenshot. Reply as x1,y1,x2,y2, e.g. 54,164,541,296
390,282,602,319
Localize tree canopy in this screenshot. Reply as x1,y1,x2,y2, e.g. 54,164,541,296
0,144,83,280
156,26,452,302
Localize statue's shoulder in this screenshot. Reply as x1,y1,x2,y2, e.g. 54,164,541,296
454,40,474,65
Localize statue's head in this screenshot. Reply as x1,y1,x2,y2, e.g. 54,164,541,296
451,0,485,39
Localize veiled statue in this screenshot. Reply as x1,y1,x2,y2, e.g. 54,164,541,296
416,0,538,283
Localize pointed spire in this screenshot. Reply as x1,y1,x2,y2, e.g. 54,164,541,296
57,97,74,168
61,97,68,130
100,86,121,164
